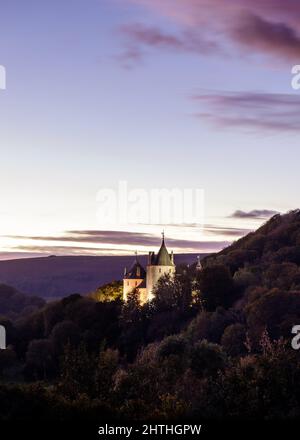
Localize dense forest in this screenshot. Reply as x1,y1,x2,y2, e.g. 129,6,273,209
1,210,300,420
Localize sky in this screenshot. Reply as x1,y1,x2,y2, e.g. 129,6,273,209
0,0,300,259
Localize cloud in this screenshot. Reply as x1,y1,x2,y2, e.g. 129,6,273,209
13,241,230,256
116,46,144,69
9,230,161,246
5,228,239,255
7,224,250,247
192,91,300,132
118,23,220,66
12,245,128,256
232,14,300,61
125,0,300,62
230,209,279,219
204,225,251,237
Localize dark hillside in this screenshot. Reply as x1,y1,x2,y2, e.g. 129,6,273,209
1,214,300,420
203,210,300,276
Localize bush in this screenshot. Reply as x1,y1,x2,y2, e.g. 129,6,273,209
190,340,227,377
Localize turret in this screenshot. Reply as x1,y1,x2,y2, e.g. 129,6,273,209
196,256,202,271
146,233,176,300
123,252,147,302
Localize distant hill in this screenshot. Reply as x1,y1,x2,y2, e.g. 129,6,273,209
0,253,206,299
0,284,45,319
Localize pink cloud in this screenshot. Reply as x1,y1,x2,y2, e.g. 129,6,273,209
125,0,300,61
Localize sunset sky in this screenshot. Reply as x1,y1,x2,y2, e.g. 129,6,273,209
1,0,300,259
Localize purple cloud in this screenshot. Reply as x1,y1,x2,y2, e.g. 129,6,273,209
126,0,300,62
5,227,248,257
232,13,300,61
230,209,279,219
7,225,249,247
192,91,300,132
118,23,220,66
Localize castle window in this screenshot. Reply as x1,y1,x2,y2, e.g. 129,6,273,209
159,268,161,273
135,281,137,286
127,281,129,286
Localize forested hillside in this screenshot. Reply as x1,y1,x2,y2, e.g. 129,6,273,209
0,211,300,420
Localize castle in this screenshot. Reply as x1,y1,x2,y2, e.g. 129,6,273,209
123,233,176,303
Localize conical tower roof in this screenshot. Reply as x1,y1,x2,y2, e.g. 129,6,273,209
155,233,174,266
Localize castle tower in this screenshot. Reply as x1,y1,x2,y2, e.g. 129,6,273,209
123,253,147,303
196,255,202,271
146,232,176,300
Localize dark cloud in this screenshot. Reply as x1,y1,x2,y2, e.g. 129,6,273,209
230,209,279,219
232,13,300,61
126,0,300,62
192,91,300,132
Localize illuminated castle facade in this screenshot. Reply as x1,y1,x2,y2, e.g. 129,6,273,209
123,234,176,304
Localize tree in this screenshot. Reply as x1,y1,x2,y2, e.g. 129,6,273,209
89,281,122,302
152,275,183,312
157,335,187,360
119,290,148,360
197,265,235,311
147,275,195,342
246,288,300,342
221,323,247,357
234,268,259,290
95,348,119,400
190,340,227,377
50,320,80,355
25,339,54,380
59,342,97,399
0,347,17,377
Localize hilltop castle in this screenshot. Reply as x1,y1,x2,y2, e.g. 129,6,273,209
123,234,176,303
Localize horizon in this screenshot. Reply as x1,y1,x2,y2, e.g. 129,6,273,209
1,0,300,259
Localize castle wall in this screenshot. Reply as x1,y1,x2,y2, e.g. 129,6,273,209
123,278,144,301
146,265,176,300
138,288,148,305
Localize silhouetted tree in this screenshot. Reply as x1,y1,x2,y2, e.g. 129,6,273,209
197,265,235,311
